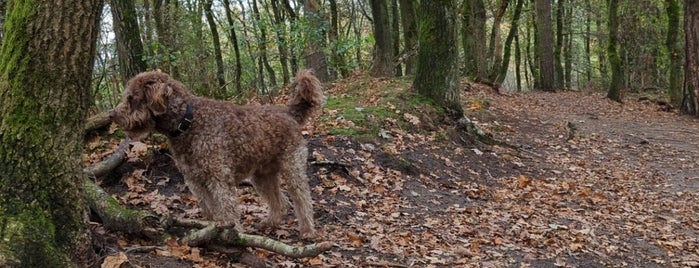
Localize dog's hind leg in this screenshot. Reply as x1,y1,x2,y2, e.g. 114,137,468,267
282,142,316,238
252,164,290,229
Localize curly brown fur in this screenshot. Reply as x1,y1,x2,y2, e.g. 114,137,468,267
110,70,324,239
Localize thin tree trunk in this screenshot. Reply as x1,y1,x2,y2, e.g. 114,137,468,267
271,0,291,84
282,0,299,74
0,0,103,266
607,0,623,102
666,0,683,107
109,0,147,85
391,0,402,76
328,0,348,79
487,0,510,81
496,0,523,84
153,0,179,77
554,0,564,89
370,0,395,77
399,0,418,75
585,0,592,83
682,0,699,115
222,0,243,93
535,0,555,91
204,0,226,96
515,29,522,91
462,0,488,81
252,0,277,89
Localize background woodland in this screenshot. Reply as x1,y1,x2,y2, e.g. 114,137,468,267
1,0,699,267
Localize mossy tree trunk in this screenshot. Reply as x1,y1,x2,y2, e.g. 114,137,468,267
304,0,331,82
0,0,102,266
414,0,463,116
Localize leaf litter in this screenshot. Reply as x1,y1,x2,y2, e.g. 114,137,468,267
87,76,699,267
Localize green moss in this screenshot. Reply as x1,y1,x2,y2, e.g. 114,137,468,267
0,208,75,267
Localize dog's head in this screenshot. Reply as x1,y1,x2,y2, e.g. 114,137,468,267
110,71,183,140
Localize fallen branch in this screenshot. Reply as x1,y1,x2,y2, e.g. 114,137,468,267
174,218,333,258
83,138,130,178
310,160,351,168
85,111,112,134
239,233,334,258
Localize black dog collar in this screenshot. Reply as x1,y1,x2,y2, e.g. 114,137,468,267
169,103,194,137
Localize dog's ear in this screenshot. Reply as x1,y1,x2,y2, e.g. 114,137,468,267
145,82,172,116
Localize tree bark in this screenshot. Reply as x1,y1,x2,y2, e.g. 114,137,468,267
534,0,555,91
399,0,418,75
304,0,331,82
370,0,395,77
414,0,463,116
666,0,683,107
109,0,147,85
607,0,624,102
0,0,103,266
683,0,699,115
462,0,488,81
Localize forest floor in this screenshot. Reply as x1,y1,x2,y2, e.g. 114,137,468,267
88,74,699,267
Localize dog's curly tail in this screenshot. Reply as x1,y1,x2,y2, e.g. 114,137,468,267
287,69,326,125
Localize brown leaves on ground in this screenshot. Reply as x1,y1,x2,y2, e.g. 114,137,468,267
87,77,699,267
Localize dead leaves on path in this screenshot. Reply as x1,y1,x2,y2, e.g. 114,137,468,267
87,81,699,267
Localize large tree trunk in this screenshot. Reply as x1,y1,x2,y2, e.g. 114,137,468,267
683,0,699,115
109,0,147,85
0,0,103,266
370,0,396,77
607,0,624,102
414,0,463,116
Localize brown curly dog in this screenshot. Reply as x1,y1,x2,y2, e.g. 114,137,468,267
110,70,324,239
